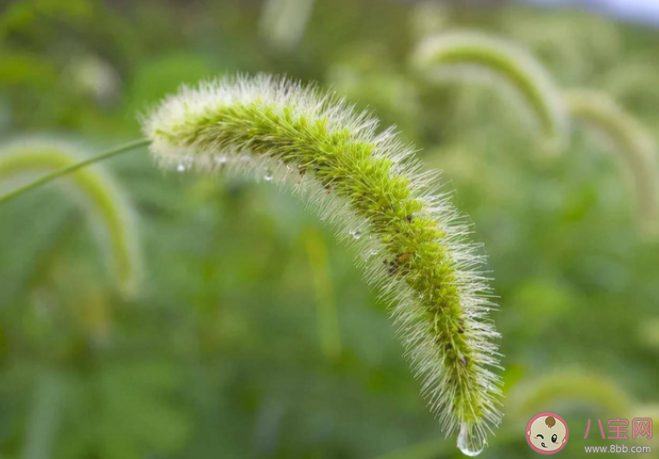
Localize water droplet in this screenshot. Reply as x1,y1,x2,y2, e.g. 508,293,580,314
457,422,485,457
215,155,228,166
264,169,273,181
286,164,293,171
240,154,251,162
349,230,362,240
418,293,425,299
177,155,193,173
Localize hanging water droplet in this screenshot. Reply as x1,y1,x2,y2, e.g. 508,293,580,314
457,422,485,457
215,155,228,166
177,155,193,173
349,230,362,240
264,168,273,182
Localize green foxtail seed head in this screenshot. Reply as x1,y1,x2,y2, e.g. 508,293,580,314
565,90,659,234
412,31,568,154
0,138,141,297
142,74,502,455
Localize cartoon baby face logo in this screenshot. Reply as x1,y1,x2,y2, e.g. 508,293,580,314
526,412,569,454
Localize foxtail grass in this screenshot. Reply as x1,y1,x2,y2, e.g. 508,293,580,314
0,139,142,296
566,90,659,233
412,31,568,152
0,75,503,454
143,74,502,454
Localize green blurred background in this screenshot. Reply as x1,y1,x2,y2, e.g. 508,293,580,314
1,0,659,458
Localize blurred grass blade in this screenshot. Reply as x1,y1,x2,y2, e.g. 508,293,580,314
303,228,341,360
0,139,146,296
507,372,634,420
259,0,315,51
566,90,659,233
23,370,65,459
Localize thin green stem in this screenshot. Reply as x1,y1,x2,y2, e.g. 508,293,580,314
0,138,149,205
23,369,65,459
303,229,342,360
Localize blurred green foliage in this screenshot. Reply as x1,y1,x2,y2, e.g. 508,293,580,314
1,0,659,458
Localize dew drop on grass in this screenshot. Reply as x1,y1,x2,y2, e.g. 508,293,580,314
177,155,193,173
264,169,273,181
457,422,485,457
349,229,362,240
